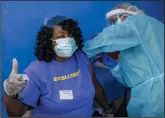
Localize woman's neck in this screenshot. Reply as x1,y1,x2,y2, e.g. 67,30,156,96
54,55,71,62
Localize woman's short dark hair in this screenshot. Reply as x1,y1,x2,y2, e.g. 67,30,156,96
34,19,83,62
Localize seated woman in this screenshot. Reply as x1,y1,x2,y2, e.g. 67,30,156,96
3,15,111,117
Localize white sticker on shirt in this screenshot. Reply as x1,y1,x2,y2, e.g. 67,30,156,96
59,90,73,100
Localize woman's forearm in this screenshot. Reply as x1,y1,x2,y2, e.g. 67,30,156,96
90,63,110,111
4,94,28,117
95,85,110,111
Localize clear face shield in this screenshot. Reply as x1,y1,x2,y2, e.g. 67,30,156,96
107,14,124,25
106,6,137,26
44,13,69,28
107,13,132,26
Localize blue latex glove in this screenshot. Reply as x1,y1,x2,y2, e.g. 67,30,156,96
102,53,117,68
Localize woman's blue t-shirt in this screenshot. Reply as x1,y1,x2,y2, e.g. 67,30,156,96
18,51,95,116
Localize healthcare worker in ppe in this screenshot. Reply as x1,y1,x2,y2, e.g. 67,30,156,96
3,15,112,117
83,3,164,117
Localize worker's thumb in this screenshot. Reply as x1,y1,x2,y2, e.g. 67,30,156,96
10,58,18,75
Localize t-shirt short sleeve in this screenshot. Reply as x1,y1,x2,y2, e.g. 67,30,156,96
18,64,40,108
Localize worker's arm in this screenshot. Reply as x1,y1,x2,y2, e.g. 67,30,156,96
90,63,111,112
83,21,140,58
109,63,127,86
102,53,127,87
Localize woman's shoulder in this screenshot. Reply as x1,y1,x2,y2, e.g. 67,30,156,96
23,60,48,87
75,50,88,58
75,50,90,64
24,60,49,74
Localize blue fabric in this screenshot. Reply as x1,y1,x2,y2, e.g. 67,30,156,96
18,51,95,116
83,14,164,117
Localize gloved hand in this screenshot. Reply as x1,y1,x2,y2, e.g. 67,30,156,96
3,58,27,96
102,53,117,68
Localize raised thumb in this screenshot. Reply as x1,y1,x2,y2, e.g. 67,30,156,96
10,58,18,75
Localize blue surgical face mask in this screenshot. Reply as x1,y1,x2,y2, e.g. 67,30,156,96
54,37,78,58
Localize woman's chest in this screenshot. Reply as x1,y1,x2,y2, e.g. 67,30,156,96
36,62,95,112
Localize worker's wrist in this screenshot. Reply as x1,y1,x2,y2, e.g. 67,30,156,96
107,62,118,69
